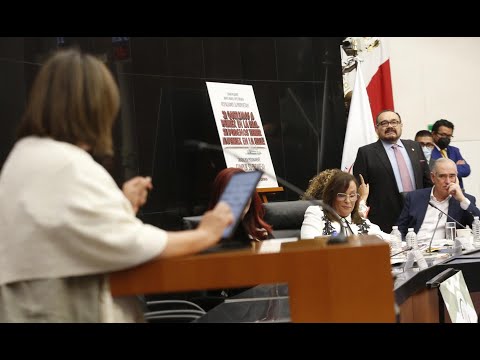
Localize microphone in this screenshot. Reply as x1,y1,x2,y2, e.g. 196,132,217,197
184,139,348,243
184,139,221,152
390,246,413,258
427,211,443,253
428,201,467,230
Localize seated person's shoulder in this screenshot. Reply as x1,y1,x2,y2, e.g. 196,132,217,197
305,205,322,216
466,193,476,202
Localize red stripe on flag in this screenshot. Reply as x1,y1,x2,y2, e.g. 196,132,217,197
366,59,394,123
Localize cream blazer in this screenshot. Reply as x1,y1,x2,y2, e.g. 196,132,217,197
0,137,168,321
300,205,390,240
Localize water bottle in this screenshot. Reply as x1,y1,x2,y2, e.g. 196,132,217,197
389,226,403,255
473,216,480,247
405,228,417,249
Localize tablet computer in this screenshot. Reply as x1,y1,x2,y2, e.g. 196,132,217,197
218,170,263,240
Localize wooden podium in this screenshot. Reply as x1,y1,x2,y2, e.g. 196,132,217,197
110,235,396,322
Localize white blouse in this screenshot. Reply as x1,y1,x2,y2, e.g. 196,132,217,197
300,205,390,240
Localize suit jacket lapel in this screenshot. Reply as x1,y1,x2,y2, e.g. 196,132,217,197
431,147,441,159
448,197,461,223
373,140,397,186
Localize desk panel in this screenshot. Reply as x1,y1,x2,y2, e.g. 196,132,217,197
110,236,395,322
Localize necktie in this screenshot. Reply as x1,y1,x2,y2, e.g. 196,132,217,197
441,149,448,158
341,218,354,236
341,218,349,236
392,144,414,192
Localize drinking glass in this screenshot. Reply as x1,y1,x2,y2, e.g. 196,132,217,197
445,222,456,242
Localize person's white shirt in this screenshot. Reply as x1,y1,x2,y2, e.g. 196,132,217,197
300,205,390,240
417,186,471,243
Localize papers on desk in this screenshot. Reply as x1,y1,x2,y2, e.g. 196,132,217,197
428,238,476,252
391,254,407,265
428,239,454,251
457,237,476,251
258,238,298,254
390,241,453,266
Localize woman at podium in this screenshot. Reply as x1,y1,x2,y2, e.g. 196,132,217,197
0,49,233,322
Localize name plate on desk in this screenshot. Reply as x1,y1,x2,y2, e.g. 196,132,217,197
257,238,297,254
405,250,428,270
439,270,478,323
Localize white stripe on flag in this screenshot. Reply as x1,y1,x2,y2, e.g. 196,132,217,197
341,62,377,173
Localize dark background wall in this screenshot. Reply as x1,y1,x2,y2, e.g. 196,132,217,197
0,37,347,230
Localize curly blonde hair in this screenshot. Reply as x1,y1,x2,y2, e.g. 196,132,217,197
301,168,342,200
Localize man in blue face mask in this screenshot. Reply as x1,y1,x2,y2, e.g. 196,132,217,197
431,119,470,191
415,130,435,167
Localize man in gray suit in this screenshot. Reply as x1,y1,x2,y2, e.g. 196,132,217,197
353,110,432,232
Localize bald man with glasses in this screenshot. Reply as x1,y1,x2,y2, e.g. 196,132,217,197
431,119,470,191
353,110,432,233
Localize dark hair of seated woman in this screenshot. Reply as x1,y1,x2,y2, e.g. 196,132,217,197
208,167,273,242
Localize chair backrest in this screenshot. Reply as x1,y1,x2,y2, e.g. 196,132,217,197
182,200,311,239
193,284,291,323
143,299,207,323
262,200,311,239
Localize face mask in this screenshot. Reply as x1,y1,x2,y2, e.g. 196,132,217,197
437,137,450,149
422,146,432,161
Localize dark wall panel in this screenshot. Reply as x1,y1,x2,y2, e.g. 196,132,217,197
240,38,277,81
276,37,314,81
203,37,242,80
0,37,347,230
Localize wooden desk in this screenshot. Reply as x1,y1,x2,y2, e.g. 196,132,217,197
397,253,480,322
110,236,395,322
399,287,441,322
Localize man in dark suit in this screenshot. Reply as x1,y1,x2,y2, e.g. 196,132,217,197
353,110,432,233
396,158,480,240
415,129,435,169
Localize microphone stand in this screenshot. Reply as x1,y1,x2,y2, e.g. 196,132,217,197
390,246,413,258
428,201,468,230
427,212,443,253
184,139,349,243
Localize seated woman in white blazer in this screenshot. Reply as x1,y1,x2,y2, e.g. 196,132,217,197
300,171,389,240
